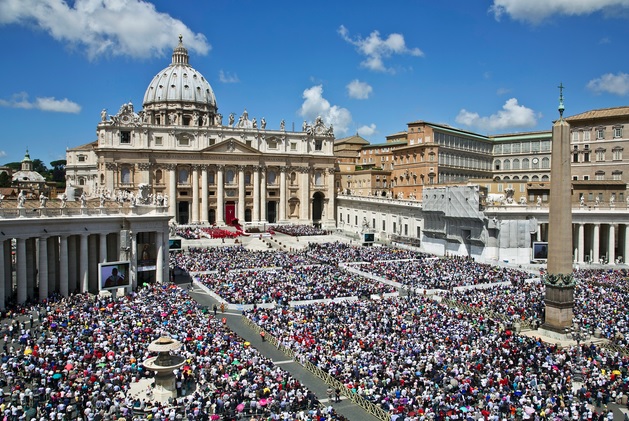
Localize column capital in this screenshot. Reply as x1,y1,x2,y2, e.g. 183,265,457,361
217,164,225,171
327,167,336,175
105,162,118,170
279,167,288,173
237,165,247,172
137,162,152,171
164,163,177,171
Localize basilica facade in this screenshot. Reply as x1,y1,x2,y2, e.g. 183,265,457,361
66,37,336,229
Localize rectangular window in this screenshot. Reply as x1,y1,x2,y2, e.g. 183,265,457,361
154,136,163,146
588,193,593,201
179,137,189,146
583,153,590,162
583,175,589,181
382,220,386,231
620,193,625,202
404,224,408,236
573,153,579,163
572,131,579,141
613,149,622,160
78,156,86,162
531,142,540,153
613,172,622,181
291,142,297,151
596,128,605,140
393,222,397,233
583,131,591,141
355,215,358,226
596,173,605,181
614,127,622,138
521,143,530,153
120,131,131,144
596,151,605,161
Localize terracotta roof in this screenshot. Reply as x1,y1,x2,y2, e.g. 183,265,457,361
334,134,370,145
566,106,629,121
68,140,98,151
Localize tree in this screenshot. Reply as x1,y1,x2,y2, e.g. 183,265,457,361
3,162,20,172
32,159,48,174
50,160,66,183
0,171,10,188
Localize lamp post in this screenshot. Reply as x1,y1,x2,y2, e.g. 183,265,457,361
565,322,591,382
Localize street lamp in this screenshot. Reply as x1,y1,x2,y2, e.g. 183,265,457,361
565,322,592,382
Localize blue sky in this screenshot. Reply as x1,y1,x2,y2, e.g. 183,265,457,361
1,0,629,166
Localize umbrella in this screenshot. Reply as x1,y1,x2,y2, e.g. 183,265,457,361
236,404,244,412
259,398,268,406
210,415,220,420
52,373,62,380
65,363,74,370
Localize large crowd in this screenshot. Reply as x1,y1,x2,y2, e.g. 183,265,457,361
268,226,329,237
0,285,348,421
247,295,628,420
196,266,396,305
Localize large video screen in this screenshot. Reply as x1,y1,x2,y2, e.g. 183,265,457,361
99,261,131,290
532,242,548,261
169,239,182,251
363,233,375,243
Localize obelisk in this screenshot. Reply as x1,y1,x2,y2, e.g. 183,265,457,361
543,83,575,332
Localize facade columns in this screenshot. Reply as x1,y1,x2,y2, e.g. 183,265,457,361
217,165,225,225
100,233,107,264
68,236,78,294
608,224,616,264
26,239,36,300
238,166,246,222
105,163,116,193
624,224,629,264
192,165,199,223
156,230,164,284
279,168,287,222
260,168,267,222
80,234,89,293
47,237,57,294
300,169,310,221
577,223,584,264
592,223,600,264
253,167,260,222
201,165,208,223
38,237,49,302
168,165,177,219
3,240,10,308
326,168,335,226
16,238,27,304
59,236,69,297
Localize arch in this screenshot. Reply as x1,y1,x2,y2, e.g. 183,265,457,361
155,169,163,184
267,170,277,185
121,167,131,184
290,172,297,186
225,169,235,184
178,168,189,184
503,160,511,170
312,191,325,222
512,159,520,170
541,175,549,182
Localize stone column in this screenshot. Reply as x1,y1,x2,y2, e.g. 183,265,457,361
592,223,600,263
16,238,27,305
300,168,310,221
260,167,267,222
192,165,199,223
80,234,89,293
279,167,287,221
105,162,116,193
238,166,246,222
168,165,177,219
138,162,152,185
59,235,69,297
326,168,336,228
201,165,209,223
38,237,49,302
216,165,225,225
624,225,629,264
156,230,164,284
3,240,11,308
577,223,584,264
608,224,616,264
89,235,98,292
253,166,260,222
100,233,107,264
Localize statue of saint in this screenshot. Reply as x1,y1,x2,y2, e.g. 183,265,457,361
261,117,266,129
39,193,48,208
60,193,67,208
80,192,87,208
17,190,26,208
229,113,235,126
280,120,285,131
101,109,107,122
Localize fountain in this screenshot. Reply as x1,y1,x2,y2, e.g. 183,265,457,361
143,336,186,403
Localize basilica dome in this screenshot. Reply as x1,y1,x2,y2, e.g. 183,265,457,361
143,36,217,112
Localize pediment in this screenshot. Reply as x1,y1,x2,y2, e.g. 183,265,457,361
201,138,261,155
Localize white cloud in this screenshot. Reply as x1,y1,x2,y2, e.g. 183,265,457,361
455,98,538,132
587,72,629,95
219,70,240,84
0,151,6,158
0,0,210,60
298,85,352,135
338,25,423,73
347,80,373,99
489,0,629,23
357,124,377,137
0,92,81,113
496,87,512,95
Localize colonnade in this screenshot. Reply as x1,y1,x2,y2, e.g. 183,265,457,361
536,221,629,264
0,215,169,310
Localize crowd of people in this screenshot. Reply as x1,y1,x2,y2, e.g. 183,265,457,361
268,225,329,237
173,226,242,240
246,295,628,420
0,285,348,420
196,265,396,305
304,242,425,265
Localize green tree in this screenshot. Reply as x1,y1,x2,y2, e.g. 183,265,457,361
3,162,20,172
0,171,10,187
50,160,66,183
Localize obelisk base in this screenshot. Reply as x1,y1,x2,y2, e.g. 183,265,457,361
543,284,574,333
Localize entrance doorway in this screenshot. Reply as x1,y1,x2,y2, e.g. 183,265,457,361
225,201,236,225
312,192,324,221
178,201,189,225
267,201,277,223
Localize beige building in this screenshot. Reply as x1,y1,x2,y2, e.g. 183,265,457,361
67,37,337,229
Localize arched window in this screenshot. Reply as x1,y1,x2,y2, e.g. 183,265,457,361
522,158,530,169
532,175,539,181
79,177,85,186
208,171,215,185
503,160,511,170
245,172,252,185
226,169,235,184
512,159,520,170
155,169,163,184
178,169,188,184
121,167,131,184
290,172,296,185
267,171,276,185
494,160,501,170
541,157,550,169
541,175,549,182
315,171,323,186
